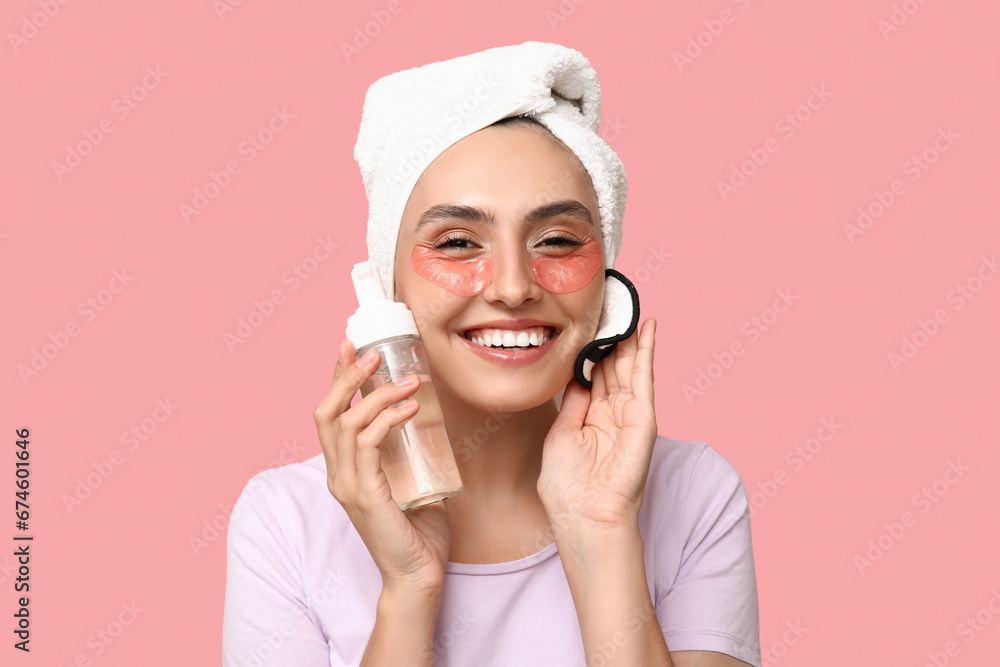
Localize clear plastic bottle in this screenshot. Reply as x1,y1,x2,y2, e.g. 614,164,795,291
346,262,463,510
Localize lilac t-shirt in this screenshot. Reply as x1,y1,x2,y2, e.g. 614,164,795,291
222,436,762,666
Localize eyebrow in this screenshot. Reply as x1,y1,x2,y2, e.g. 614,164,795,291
415,199,594,230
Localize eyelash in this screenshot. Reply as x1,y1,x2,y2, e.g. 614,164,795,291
541,235,582,248
433,234,477,250
432,234,582,250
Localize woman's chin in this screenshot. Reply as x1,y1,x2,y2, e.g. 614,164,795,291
434,373,567,414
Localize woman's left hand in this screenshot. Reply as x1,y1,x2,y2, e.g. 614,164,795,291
537,318,658,533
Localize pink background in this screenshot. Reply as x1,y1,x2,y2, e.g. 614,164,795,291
3,0,998,664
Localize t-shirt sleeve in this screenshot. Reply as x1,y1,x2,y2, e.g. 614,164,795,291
223,476,333,667
656,445,762,667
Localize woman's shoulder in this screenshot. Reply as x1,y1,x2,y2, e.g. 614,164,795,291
234,452,329,509
647,435,746,493
641,435,749,535
644,437,761,666
228,452,341,544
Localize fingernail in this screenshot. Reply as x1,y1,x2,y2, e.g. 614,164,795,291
395,375,418,387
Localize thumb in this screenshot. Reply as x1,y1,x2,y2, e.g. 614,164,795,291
551,379,591,435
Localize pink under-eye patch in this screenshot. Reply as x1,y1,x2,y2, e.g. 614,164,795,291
411,246,495,297
411,238,603,295
531,238,604,293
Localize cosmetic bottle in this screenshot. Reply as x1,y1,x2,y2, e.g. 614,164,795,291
345,261,463,510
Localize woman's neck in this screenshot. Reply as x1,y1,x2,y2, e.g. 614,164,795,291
435,384,558,505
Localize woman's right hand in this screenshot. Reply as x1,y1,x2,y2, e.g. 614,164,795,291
313,339,452,600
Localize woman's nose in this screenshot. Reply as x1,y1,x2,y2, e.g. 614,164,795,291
482,243,541,307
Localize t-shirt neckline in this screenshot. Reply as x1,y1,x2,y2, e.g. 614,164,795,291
446,540,558,575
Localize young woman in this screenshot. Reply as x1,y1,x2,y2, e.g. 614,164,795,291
223,43,761,667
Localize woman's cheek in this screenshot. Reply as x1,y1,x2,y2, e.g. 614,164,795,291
410,246,495,297
531,239,603,293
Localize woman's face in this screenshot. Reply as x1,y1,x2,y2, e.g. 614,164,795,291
394,124,606,412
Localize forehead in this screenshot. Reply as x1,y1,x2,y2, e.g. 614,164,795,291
401,125,598,226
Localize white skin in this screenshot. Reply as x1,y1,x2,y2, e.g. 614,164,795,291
313,124,748,666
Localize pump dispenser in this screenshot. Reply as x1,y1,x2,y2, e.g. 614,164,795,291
346,262,463,510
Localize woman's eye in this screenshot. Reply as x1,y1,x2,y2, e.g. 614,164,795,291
434,236,477,250
539,236,582,248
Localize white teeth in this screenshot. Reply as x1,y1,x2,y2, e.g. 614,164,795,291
466,328,553,348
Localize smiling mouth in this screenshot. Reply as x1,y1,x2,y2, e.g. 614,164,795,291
461,325,559,351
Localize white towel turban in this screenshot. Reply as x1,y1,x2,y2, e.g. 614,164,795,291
353,40,639,387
